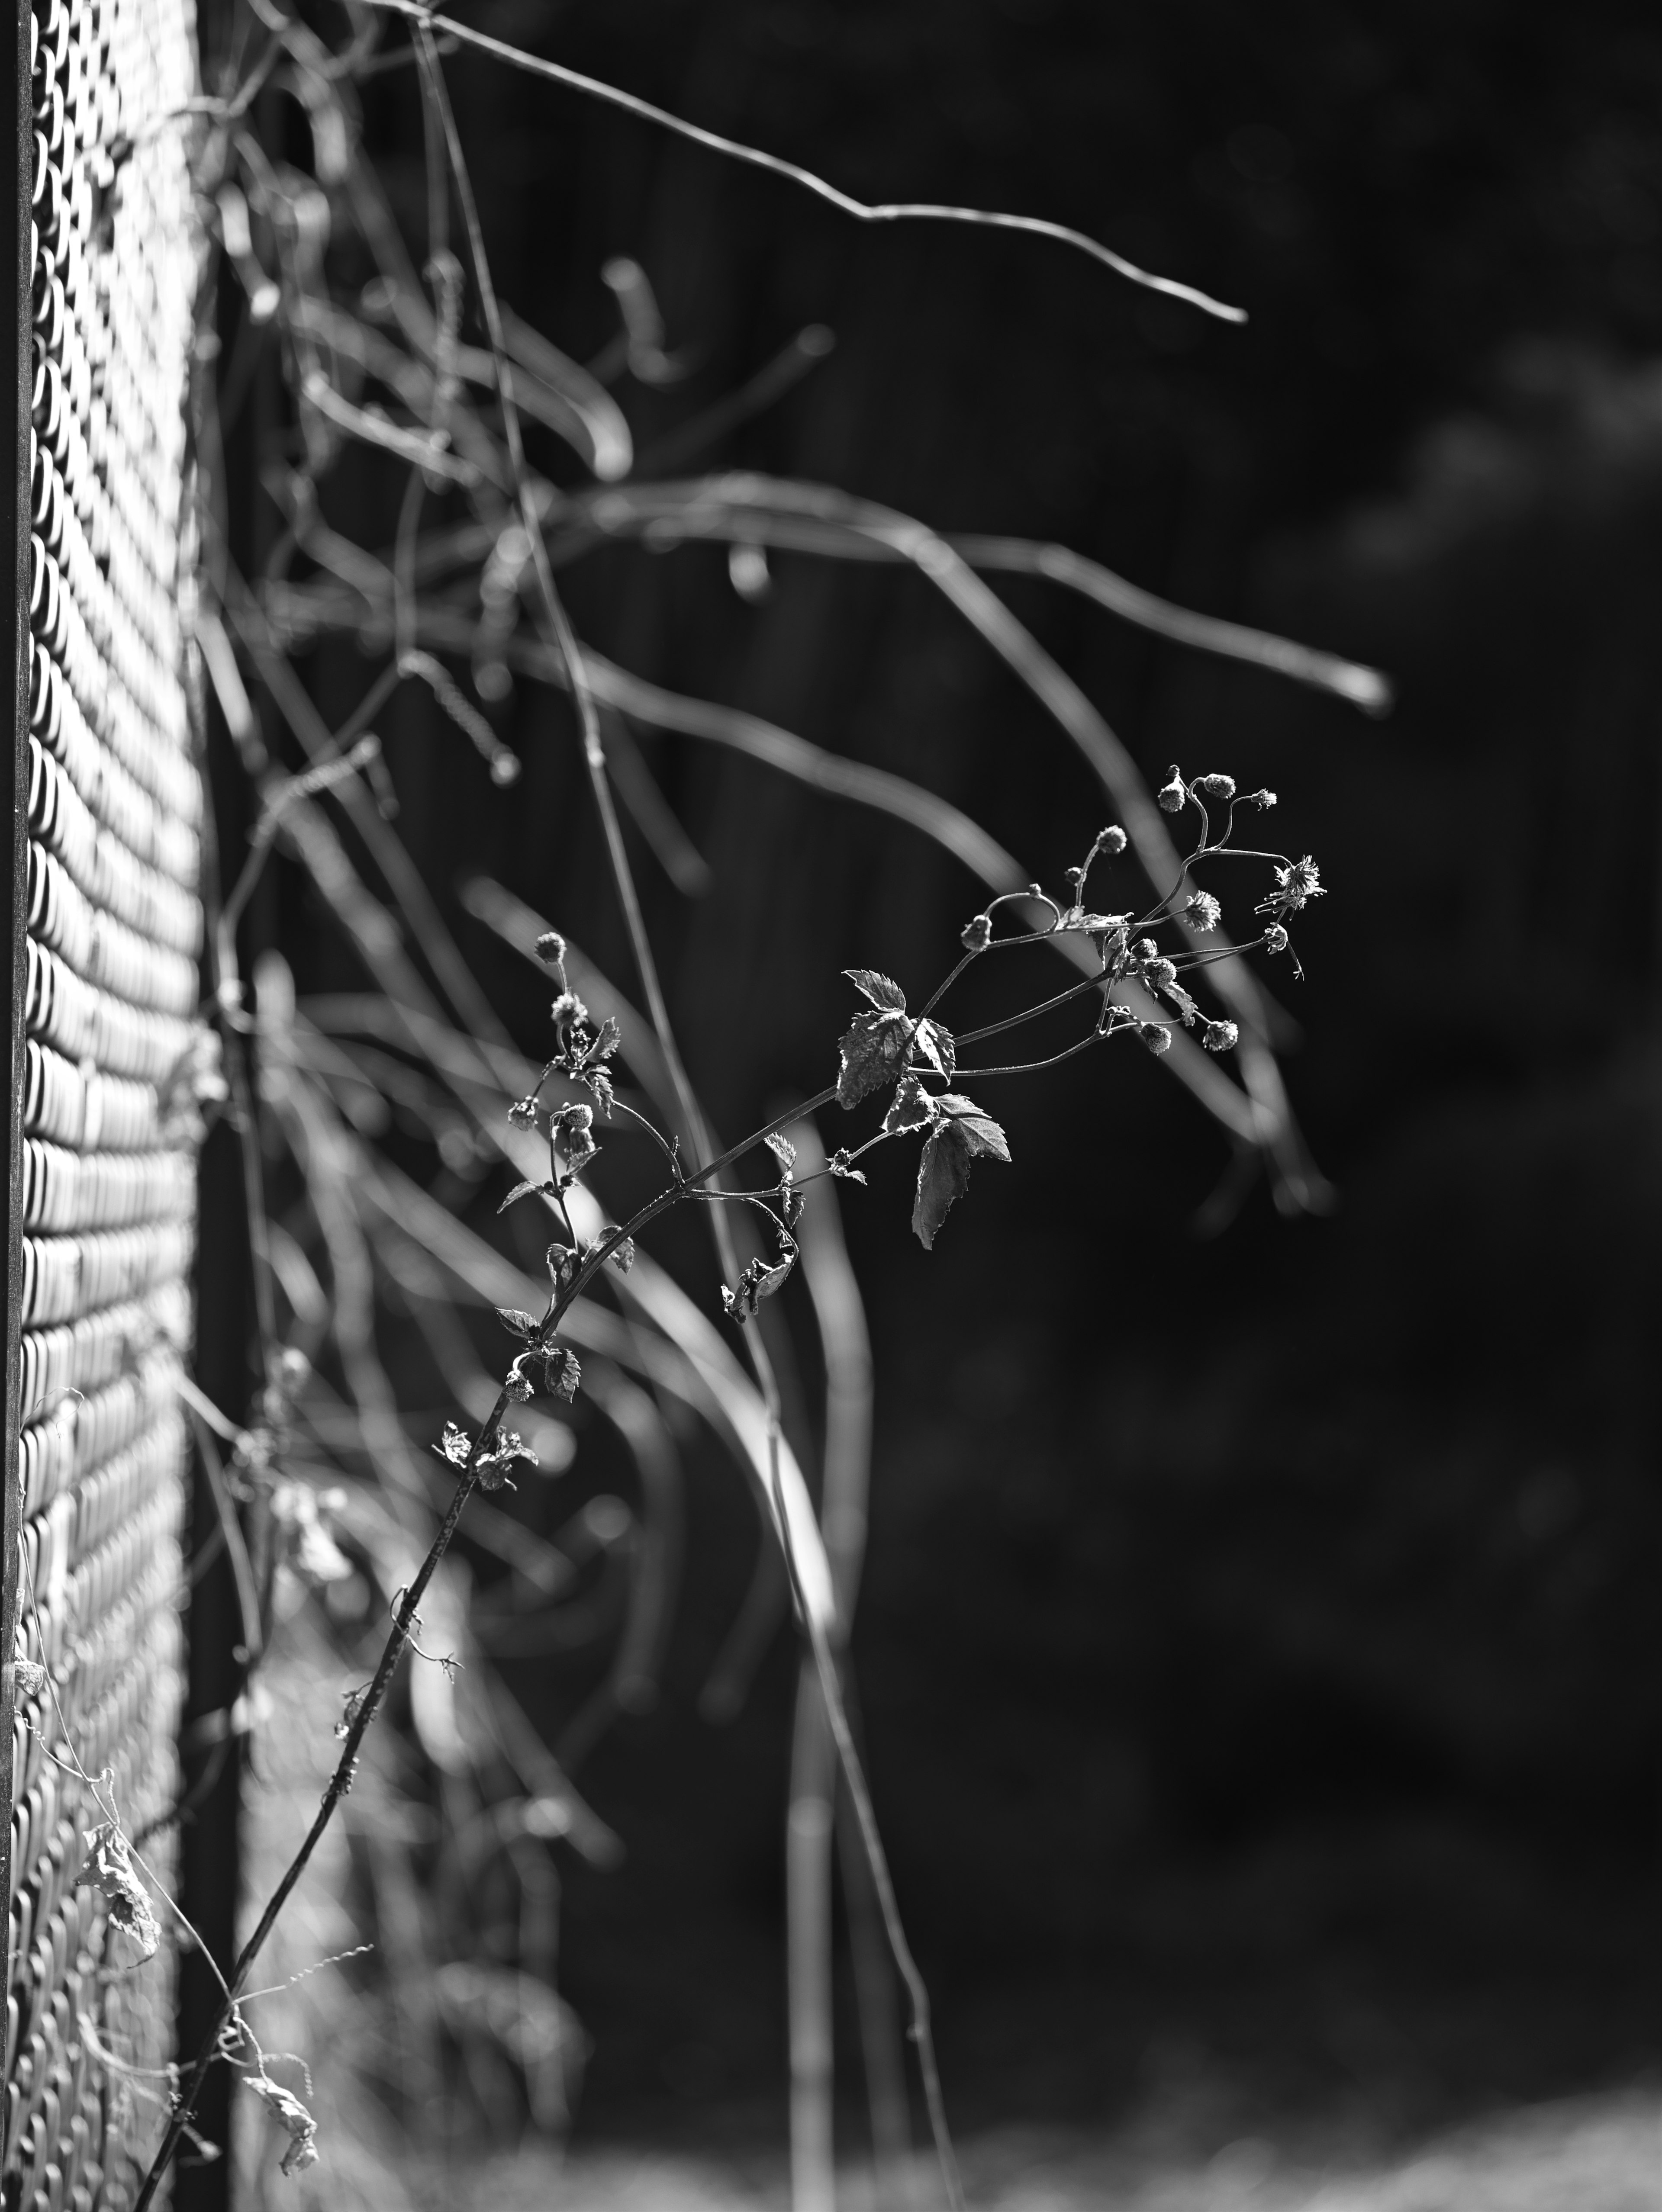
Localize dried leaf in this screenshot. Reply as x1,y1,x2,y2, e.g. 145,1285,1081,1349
828,1150,867,1183
245,2071,320,2177
721,1251,796,1323
910,1094,1010,1251
76,1822,160,1961
843,968,906,1011
477,1430,538,1492
434,1422,472,1467
607,1237,635,1275
495,1308,539,1341
15,1659,47,1700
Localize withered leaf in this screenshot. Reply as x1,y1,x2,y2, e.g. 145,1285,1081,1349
721,1251,796,1323
245,2072,320,2177
76,1822,160,1961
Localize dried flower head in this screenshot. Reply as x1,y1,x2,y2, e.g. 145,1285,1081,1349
1138,1021,1172,1056
1191,772,1236,802
1201,1019,1239,1053
960,913,992,952
1261,855,1324,914
1156,767,1188,814
1098,825,1127,855
1185,891,1222,932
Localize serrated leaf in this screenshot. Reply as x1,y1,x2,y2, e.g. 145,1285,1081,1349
910,1095,1010,1250
931,1093,1011,1161
912,1019,956,1080
495,1307,539,1341
498,1179,550,1214
607,1236,636,1275
764,1131,797,1178
586,1014,622,1063
836,1008,912,1109
843,968,906,1012
883,1075,935,1135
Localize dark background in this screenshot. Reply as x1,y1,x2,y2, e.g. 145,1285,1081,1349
274,0,1660,2155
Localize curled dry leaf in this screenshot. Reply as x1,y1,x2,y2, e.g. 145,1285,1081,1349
721,1251,795,1323
76,1822,160,1961
245,2071,320,2177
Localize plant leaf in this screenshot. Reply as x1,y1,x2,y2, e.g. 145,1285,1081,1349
498,1179,551,1214
843,968,906,1012
764,1131,797,1178
883,1074,935,1135
245,2072,320,2177
836,1008,912,1109
495,1307,539,1341
76,1822,160,1961
912,1019,956,1080
931,1093,1011,1161
721,1251,796,1322
910,1095,1010,1249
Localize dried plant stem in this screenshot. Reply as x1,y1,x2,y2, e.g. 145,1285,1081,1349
366,0,1244,322
789,1668,838,2212
773,1438,967,2212
131,1386,509,2209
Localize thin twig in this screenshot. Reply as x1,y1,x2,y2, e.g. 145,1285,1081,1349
364,0,1244,322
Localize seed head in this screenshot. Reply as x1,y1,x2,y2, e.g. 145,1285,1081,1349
1098,825,1127,855
1246,788,1277,809
1138,1021,1172,1056
1201,1019,1239,1053
1275,856,1324,909
1156,767,1188,815
1143,956,1178,992
550,992,589,1030
535,931,568,967
1192,772,1236,802
960,913,992,953
1186,891,1222,932
1264,923,1289,954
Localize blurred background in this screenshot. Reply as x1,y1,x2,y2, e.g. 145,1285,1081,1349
205,0,1660,2199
